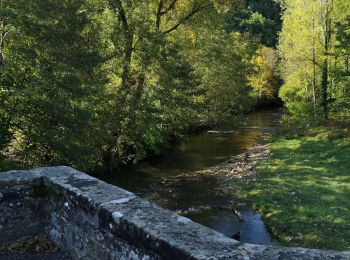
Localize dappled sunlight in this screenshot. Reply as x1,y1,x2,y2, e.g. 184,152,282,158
239,136,350,250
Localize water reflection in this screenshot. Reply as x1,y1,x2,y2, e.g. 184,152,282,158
98,109,282,245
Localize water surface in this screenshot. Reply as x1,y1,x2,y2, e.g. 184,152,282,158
99,109,282,245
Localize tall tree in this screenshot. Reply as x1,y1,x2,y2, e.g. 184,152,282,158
318,0,332,119
278,0,349,119
225,0,282,47
0,0,107,169
0,0,273,171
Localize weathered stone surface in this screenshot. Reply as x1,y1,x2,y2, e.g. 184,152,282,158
0,170,46,245
1,166,349,259
0,170,40,186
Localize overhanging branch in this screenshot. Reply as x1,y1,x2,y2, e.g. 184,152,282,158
163,4,210,34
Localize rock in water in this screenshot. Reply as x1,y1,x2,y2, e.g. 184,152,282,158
208,130,235,134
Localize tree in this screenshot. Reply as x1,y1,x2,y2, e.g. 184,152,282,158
0,0,275,171
225,0,282,47
331,15,350,115
249,46,281,106
278,0,349,119
0,0,108,170
0,2,12,150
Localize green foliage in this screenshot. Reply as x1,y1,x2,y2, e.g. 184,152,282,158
249,46,281,106
0,0,281,171
174,5,262,124
195,30,256,123
278,0,350,119
113,41,202,164
1,0,108,170
331,15,350,115
225,0,282,47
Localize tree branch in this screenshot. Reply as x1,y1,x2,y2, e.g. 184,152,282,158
163,4,210,34
156,0,164,30
109,0,134,91
161,0,178,15
0,16,11,65
156,0,178,30
109,0,130,36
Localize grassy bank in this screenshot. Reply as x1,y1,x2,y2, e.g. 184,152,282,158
235,127,350,250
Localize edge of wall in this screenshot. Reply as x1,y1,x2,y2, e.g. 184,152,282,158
1,167,349,259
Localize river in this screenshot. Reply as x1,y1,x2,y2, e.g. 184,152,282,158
98,108,282,245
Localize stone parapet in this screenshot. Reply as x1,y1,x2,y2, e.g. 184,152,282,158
1,167,349,259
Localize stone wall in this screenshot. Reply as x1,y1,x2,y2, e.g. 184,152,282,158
0,167,349,259
0,170,51,245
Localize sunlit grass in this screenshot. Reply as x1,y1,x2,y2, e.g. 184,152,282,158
235,130,350,250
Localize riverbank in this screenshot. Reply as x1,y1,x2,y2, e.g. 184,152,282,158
95,110,282,244
142,144,270,210
234,126,350,250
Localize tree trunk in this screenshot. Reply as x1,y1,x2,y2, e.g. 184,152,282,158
111,0,134,93
312,15,317,116
321,59,328,119
156,0,164,30
121,33,133,92
312,54,317,116
0,16,10,66
318,0,331,120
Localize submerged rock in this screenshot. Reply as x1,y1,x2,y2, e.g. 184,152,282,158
208,130,235,134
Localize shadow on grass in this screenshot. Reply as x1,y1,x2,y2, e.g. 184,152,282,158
238,137,350,250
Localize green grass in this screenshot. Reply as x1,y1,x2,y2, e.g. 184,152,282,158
235,129,350,250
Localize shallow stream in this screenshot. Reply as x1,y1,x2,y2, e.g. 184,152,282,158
99,109,282,245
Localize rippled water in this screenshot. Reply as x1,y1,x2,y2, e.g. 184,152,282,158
98,109,282,245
